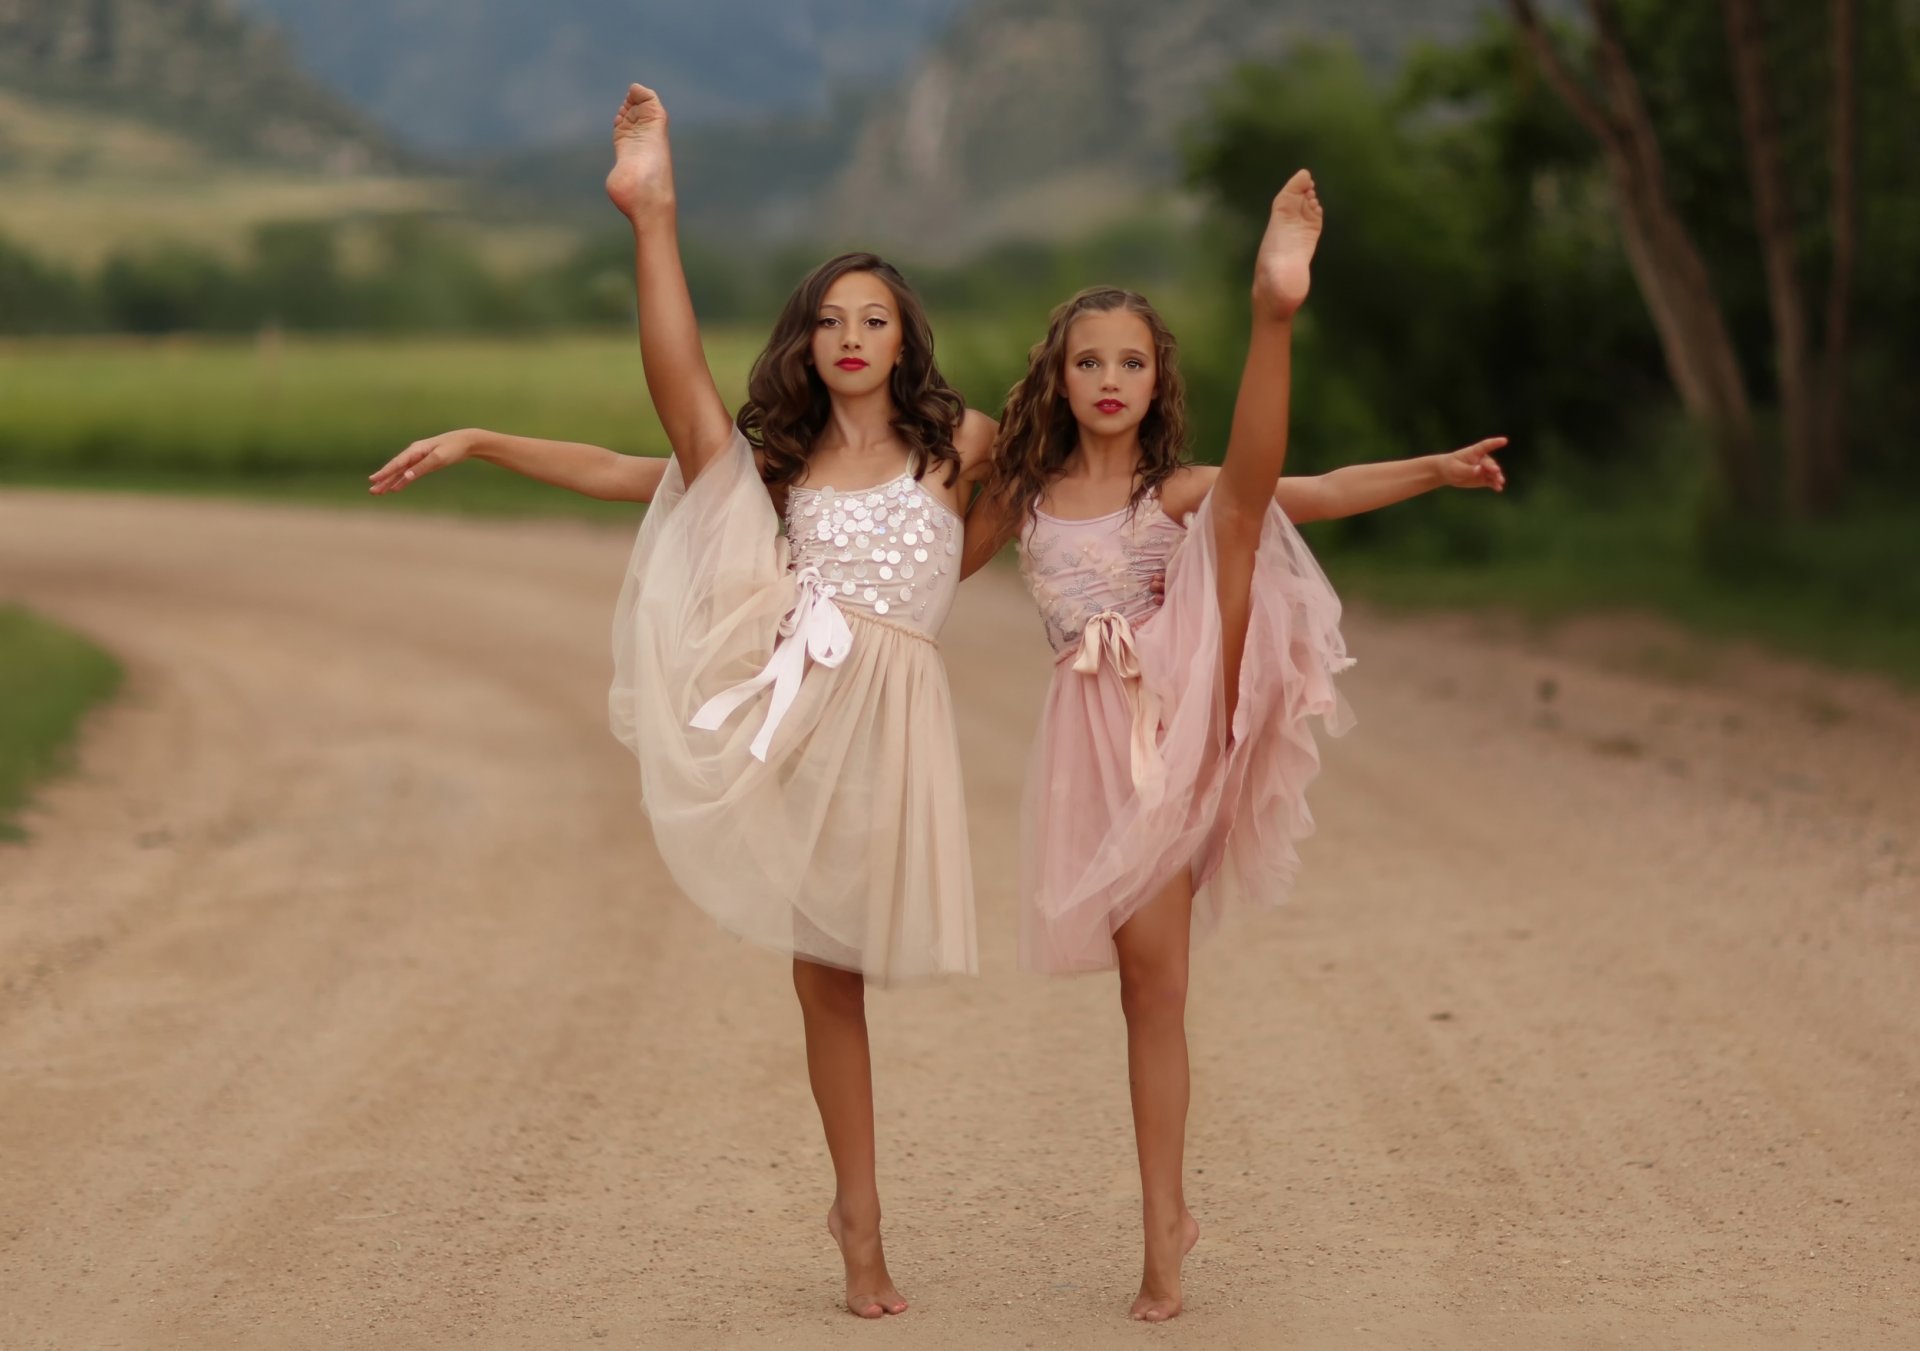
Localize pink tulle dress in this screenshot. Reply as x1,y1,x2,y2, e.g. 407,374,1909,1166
1015,485,1355,974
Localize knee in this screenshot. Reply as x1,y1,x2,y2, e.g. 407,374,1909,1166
1118,958,1189,1023
793,959,865,1018
1211,500,1266,562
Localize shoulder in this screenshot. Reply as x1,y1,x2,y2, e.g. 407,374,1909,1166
1158,464,1217,521
955,408,998,461
954,408,1000,484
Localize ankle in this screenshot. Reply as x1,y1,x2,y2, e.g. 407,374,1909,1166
1142,1201,1188,1232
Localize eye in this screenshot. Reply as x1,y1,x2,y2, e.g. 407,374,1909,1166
864,316,888,329
1076,358,1098,370
1124,358,1145,370
817,317,839,328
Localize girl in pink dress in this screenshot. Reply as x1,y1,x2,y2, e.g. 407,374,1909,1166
965,176,1506,1320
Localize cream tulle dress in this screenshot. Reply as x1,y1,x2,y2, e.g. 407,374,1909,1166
610,429,975,983
1016,486,1355,974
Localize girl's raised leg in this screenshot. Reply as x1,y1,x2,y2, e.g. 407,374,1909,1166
1211,171,1323,722
604,83,736,481
1111,872,1203,1322
790,958,908,1318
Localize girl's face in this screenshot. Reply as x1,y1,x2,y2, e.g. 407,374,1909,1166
1062,309,1157,437
811,270,904,398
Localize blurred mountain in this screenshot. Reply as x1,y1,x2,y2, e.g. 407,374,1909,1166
230,0,969,153
462,0,1511,248
0,0,402,171
830,0,1499,253
0,0,1530,262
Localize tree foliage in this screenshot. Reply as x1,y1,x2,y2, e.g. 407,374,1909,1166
1186,3,1919,530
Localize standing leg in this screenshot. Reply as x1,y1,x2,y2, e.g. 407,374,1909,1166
791,957,908,1317
1112,871,1203,1322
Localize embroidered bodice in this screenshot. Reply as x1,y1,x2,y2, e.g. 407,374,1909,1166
786,470,962,636
1019,493,1187,654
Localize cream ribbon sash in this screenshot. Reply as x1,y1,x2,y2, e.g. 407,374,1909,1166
1074,611,1166,805
690,565,853,761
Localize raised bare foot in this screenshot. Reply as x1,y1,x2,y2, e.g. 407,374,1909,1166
1252,169,1323,322
827,1202,909,1319
604,83,675,222
1129,1209,1201,1322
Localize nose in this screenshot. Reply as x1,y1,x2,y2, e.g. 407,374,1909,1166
842,327,862,351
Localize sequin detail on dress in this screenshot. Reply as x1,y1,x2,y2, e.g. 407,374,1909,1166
788,470,962,635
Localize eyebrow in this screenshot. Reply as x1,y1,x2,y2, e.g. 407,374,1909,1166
1070,347,1151,361
819,302,894,314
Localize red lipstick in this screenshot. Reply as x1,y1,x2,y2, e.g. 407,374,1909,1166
835,358,869,371
1095,399,1126,414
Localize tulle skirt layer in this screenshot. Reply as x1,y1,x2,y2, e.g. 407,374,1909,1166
611,432,975,984
1021,493,1353,974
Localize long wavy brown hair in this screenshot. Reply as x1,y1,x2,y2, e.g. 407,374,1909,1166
736,252,965,490
981,287,1189,546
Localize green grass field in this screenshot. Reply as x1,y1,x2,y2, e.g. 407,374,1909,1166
3,331,1914,688
0,607,123,841
0,326,1032,514
0,332,709,517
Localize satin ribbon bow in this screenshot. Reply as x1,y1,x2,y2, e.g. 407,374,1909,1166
1074,611,1165,805
690,566,853,762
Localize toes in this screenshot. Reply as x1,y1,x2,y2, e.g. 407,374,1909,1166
1274,168,1315,204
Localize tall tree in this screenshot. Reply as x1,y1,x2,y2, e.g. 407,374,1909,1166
1507,0,1766,510
1816,0,1857,514
1722,0,1817,512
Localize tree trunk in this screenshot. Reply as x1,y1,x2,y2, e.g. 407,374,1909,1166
1507,0,1768,511
1817,0,1857,513
1723,0,1821,516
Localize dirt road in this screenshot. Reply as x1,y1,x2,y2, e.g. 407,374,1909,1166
2,491,1914,1350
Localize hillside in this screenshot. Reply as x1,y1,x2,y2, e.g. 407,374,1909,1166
0,0,1525,264
0,0,400,171
0,1,459,268
471,0,1510,249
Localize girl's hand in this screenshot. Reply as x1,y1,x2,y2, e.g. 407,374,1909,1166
369,429,480,495
1437,437,1508,492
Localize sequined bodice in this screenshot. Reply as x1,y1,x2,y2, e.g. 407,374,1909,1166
1019,494,1187,654
786,471,962,635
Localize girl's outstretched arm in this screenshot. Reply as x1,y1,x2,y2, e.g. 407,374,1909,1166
1209,170,1323,543
1278,438,1508,523
604,84,735,482
370,429,669,503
